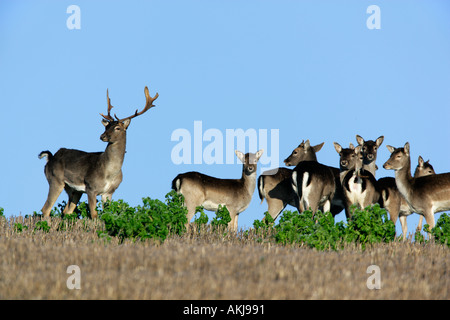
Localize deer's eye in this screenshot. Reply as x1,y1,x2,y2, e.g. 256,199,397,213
115,126,121,131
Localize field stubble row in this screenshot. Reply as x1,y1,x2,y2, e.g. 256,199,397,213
0,216,448,300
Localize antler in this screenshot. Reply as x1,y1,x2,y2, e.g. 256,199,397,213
100,86,158,122
116,86,159,122
100,89,116,121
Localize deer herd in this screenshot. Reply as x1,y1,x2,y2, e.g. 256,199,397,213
39,86,450,239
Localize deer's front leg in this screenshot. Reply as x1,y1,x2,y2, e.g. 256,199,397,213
101,193,113,206
63,187,82,215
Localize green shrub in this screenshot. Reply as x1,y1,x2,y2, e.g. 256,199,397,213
265,204,396,251
274,210,342,250
99,190,187,243
211,205,231,228
34,220,50,233
253,212,275,233
425,212,450,247
193,206,209,228
341,204,396,248
14,223,28,233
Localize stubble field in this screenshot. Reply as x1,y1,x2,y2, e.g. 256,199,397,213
0,216,448,300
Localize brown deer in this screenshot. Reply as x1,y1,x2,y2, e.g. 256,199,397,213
356,135,384,177
39,86,158,218
378,156,436,240
334,142,380,218
291,147,336,215
383,142,450,231
172,149,263,231
257,140,324,220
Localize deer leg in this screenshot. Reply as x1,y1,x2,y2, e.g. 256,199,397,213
265,198,286,221
343,200,352,220
87,192,98,219
184,200,197,228
323,199,331,214
423,210,435,233
416,215,424,232
399,215,408,241
63,187,82,215
388,207,399,225
228,210,238,231
101,193,114,206
305,191,320,214
41,181,65,217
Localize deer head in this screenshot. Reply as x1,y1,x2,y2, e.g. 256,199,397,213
99,86,159,142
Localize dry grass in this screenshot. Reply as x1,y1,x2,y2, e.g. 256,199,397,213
0,216,448,300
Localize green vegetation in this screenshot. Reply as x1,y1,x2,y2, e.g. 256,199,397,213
99,190,187,243
428,212,450,247
252,204,396,250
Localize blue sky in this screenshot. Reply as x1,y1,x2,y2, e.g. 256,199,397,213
1,0,449,237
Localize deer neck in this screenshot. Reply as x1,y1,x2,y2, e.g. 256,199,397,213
340,169,350,185
103,137,127,173
241,169,257,195
363,160,377,177
394,158,414,200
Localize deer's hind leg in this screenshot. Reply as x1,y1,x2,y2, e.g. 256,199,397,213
42,181,65,217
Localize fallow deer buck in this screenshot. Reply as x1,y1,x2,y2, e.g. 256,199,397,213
334,142,380,218
378,156,435,240
39,86,158,218
172,149,263,231
383,142,450,231
257,140,324,220
356,135,384,177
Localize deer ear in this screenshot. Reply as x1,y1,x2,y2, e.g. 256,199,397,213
376,136,384,147
303,140,311,151
255,149,264,161
386,145,395,154
313,142,325,153
122,119,131,129
235,150,245,163
404,142,410,155
333,142,342,154
356,135,364,146
101,119,109,127
418,156,424,167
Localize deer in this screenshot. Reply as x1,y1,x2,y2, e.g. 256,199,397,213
355,135,384,177
378,156,436,240
291,149,336,215
172,149,263,231
39,86,158,218
333,142,380,219
258,140,345,220
383,142,450,232
257,140,324,221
